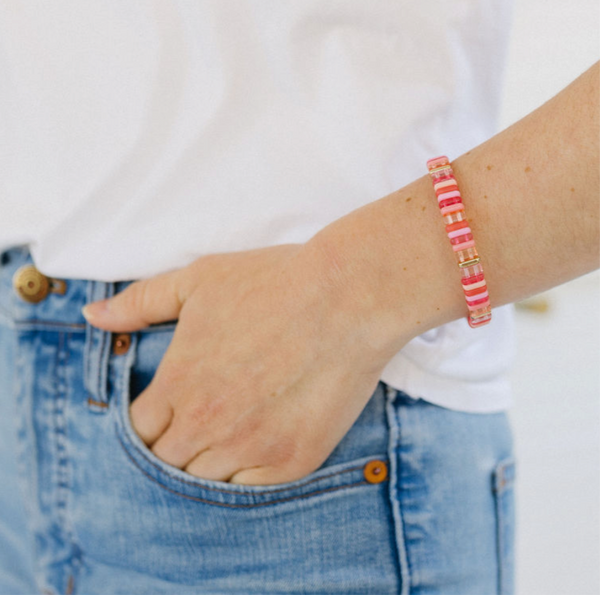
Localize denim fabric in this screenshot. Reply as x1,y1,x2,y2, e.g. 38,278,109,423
0,246,516,595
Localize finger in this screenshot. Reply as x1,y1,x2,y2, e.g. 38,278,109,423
129,383,174,446
150,413,211,469
184,447,244,482
228,465,293,486
82,268,188,332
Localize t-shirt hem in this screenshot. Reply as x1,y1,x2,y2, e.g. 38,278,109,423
380,353,514,414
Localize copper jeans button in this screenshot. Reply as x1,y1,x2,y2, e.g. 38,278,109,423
112,333,132,356
363,459,388,484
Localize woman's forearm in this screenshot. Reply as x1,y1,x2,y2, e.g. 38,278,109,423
308,60,599,358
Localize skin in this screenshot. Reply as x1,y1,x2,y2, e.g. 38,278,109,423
83,60,599,487
83,241,398,485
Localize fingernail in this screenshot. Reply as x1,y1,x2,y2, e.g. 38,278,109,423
82,299,109,321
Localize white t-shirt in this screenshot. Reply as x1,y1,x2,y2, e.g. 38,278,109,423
0,0,516,413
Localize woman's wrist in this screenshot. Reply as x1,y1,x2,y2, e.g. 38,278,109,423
306,173,466,362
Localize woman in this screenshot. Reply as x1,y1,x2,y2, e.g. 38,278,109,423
0,2,597,593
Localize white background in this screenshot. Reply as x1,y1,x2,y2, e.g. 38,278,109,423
498,2,599,594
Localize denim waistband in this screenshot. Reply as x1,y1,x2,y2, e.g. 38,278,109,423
0,244,176,410
0,245,136,331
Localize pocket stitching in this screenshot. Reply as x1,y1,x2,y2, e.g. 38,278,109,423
117,431,375,508
116,415,379,496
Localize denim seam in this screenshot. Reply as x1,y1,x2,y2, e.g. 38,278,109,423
53,332,81,591
116,436,376,508
15,321,87,330
493,457,515,595
495,484,503,595
13,330,46,593
385,383,411,595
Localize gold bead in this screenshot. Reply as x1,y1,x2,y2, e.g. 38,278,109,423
458,257,480,268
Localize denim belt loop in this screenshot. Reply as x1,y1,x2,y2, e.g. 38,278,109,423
84,280,115,412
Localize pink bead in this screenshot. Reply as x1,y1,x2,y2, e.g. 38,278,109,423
452,239,476,252
441,203,464,217
431,168,454,183
448,226,472,239
434,178,458,193
466,296,490,311
465,291,489,306
426,156,450,170
437,190,461,203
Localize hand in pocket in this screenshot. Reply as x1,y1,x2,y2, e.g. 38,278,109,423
82,241,403,487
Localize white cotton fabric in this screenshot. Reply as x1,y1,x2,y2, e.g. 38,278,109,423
0,0,516,412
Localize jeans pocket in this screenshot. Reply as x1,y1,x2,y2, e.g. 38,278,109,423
493,456,516,595
112,328,392,509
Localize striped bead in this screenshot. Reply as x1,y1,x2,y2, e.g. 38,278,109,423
445,219,469,232
452,239,476,252
440,202,465,217
459,261,484,278
437,189,462,204
438,196,462,210
450,232,474,245
427,155,491,328
465,292,490,309
461,270,486,290
434,178,458,193
429,163,453,180
426,156,450,169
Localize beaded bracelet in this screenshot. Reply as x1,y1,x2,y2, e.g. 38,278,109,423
426,155,492,328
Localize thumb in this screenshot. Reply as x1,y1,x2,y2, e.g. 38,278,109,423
82,269,187,332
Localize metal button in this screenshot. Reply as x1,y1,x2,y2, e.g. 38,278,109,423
363,459,388,484
112,333,131,356
13,265,50,303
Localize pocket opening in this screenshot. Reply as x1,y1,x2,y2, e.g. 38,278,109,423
111,331,392,508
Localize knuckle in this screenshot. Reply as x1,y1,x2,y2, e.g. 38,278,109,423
136,281,154,322
185,402,210,426
185,394,227,427
117,280,151,321
266,433,304,467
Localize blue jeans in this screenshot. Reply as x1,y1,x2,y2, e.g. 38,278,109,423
0,246,516,595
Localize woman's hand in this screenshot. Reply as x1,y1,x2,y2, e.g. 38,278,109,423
82,239,403,486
